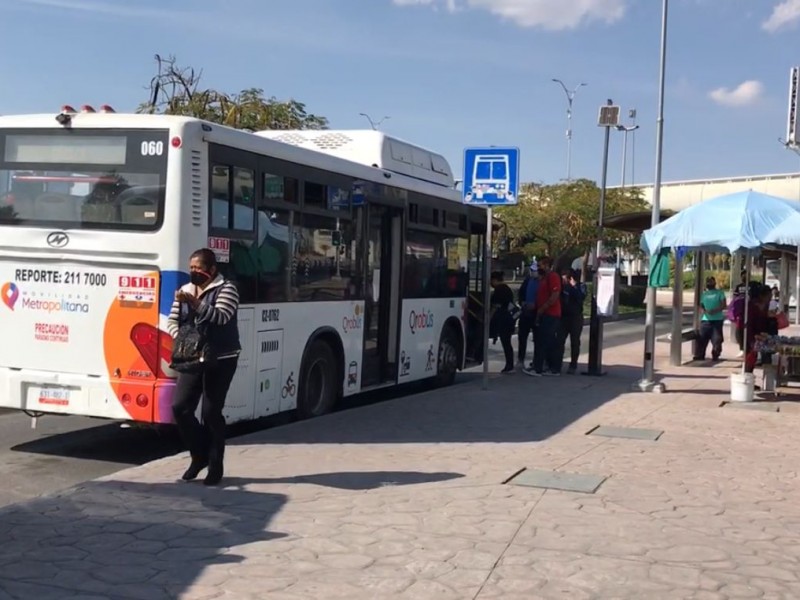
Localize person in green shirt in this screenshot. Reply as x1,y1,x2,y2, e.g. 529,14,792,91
694,276,727,361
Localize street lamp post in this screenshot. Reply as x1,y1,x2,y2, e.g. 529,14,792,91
359,113,390,130
629,109,638,185
616,123,640,190
552,79,587,182
636,0,669,394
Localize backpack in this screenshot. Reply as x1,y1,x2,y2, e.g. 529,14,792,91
169,287,222,374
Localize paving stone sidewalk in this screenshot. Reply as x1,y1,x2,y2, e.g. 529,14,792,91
2,339,800,600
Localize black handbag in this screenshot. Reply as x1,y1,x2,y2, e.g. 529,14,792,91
169,288,221,374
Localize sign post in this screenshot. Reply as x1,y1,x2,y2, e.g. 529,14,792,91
586,100,619,377
462,147,520,390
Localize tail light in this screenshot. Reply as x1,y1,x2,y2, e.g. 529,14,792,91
121,393,131,405
130,323,161,376
136,394,149,408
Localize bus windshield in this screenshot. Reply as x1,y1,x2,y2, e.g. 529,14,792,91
0,129,168,231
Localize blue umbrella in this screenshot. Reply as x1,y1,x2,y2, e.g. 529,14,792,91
641,190,800,256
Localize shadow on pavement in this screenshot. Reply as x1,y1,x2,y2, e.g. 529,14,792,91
226,362,649,446
0,480,287,599
220,470,464,490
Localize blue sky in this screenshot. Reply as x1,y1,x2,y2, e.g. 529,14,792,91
1,0,800,186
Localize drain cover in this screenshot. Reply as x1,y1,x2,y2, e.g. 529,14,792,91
721,401,780,412
586,425,663,441
507,468,607,494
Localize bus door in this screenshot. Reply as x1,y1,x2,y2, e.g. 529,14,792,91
361,204,402,386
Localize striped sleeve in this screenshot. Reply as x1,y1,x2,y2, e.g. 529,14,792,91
166,298,181,338
196,281,239,326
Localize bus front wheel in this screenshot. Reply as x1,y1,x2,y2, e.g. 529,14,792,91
434,326,460,388
297,340,339,419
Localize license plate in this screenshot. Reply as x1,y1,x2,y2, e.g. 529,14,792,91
31,386,72,407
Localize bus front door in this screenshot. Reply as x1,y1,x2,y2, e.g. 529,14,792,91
362,204,402,387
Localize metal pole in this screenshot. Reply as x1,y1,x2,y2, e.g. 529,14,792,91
669,252,683,366
637,0,668,393
692,252,704,359
567,101,573,182
621,128,628,189
795,245,800,326
482,206,492,390
586,109,612,376
631,111,637,185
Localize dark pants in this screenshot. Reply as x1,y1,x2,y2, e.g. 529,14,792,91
559,314,583,370
499,332,514,370
533,315,561,374
517,315,535,364
695,320,724,360
172,358,238,468
735,326,744,351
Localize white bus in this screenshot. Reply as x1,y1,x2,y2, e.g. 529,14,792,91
0,106,488,426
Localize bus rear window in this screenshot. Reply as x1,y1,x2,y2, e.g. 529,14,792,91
0,129,167,231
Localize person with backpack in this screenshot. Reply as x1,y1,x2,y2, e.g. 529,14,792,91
167,248,241,486
558,268,586,375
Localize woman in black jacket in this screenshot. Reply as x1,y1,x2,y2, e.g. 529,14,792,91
167,248,240,486
489,271,515,373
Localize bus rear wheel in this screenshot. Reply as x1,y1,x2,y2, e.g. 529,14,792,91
434,326,459,388
297,340,339,419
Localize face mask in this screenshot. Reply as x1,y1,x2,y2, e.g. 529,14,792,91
190,270,212,286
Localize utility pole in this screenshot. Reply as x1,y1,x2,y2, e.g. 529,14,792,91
636,0,669,394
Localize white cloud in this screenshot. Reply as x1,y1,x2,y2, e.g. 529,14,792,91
391,0,627,30
763,0,800,32
708,80,765,107
17,0,181,19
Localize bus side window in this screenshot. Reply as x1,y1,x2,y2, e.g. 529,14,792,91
254,208,291,303
211,165,230,229
233,167,254,232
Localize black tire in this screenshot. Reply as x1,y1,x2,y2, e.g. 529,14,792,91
297,340,339,419
434,326,460,388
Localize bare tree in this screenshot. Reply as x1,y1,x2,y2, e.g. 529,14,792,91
138,54,328,130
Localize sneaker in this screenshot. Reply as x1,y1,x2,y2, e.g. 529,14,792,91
543,371,561,377
501,366,515,374
523,368,542,377
566,366,576,375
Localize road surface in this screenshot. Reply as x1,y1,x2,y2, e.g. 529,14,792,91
0,312,687,509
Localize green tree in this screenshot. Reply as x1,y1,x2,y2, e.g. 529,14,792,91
137,55,328,130
496,179,648,277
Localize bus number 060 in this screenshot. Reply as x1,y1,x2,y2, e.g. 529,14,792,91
140,141,164,157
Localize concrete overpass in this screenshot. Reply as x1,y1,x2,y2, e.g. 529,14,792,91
623,171,800,211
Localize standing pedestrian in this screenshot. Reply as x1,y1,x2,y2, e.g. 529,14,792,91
558,268,586,374
517,260,539,370
525,257,562,377
168,248,241,486
489,271,515,374
694,276,726,361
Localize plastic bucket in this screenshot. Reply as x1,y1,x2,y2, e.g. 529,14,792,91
730,373,755,402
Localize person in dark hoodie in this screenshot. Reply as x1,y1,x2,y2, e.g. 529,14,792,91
517,259,539,370
489,271,515,374
558,268,586,375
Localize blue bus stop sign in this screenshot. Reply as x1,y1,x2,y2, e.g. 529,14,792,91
462,147,520,206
